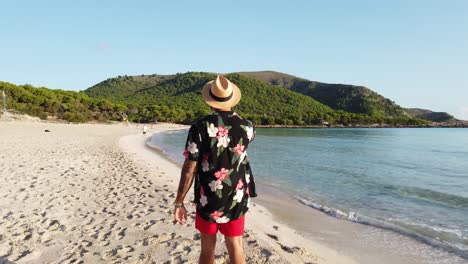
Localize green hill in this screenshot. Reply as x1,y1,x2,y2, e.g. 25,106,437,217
85,72,335,124
0,81,127,122
84,72,427,126
0,72,430,126
403,108,455,122
238,71,407,117
237,71,460,123
85,74,176,101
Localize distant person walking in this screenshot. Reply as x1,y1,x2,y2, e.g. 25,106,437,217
143,125,147,135
174,76,257,264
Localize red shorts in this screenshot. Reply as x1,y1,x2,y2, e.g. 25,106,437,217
195,212,245,237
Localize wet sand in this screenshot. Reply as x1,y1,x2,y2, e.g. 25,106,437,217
254,184,467,264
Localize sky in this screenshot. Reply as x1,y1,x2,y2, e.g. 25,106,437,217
1,0,467,119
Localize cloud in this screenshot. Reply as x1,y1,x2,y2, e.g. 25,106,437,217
456,106,468,121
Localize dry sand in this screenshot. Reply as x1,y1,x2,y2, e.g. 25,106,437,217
0,121,357,264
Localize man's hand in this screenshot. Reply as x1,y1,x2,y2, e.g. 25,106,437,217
174,206,188,225
173,159,197,225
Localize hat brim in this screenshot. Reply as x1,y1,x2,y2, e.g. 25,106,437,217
202,80,241,109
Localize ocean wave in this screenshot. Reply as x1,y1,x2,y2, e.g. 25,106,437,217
364,182,468,208
430,149,468,155
146,132,184,165
295,196,468,259
396,186,468,208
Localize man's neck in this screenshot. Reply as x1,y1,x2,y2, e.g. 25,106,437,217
214,108,232,112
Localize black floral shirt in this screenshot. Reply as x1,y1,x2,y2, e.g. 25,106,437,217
183,110,257,223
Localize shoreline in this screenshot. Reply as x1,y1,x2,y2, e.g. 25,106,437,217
253,184,468,264
146,128,468,264
255,122,468,128
132,129,358,263
2,111,467,128
0,121,465,263
1,121,335,263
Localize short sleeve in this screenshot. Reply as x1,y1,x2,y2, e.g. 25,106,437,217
247,120,256,143
183,124,201,161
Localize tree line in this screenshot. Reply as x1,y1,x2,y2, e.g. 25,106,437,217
1,73,430,127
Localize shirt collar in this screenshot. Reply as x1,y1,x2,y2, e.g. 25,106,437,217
213,110,234,116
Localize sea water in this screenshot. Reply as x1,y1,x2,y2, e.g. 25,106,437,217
150,128,468,259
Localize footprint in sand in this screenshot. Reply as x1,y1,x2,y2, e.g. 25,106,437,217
155,232,177,243
259,248,279,262
246,235,259,246
102,245,134,261
171,238,193,256
279,243,296,254
136,238,149,246
13,249,33,261
80,240,93,247
117,227,127,240
142,220,157,230
266,233,279,241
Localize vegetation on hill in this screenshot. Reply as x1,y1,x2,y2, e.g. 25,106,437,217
0,72,431,126
85,74,176,102
404,108,455,123
86,72,334,124
0,81,127,123
84,72,428,126
238,71,407,117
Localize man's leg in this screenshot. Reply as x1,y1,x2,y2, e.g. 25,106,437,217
224,235,245,264
199,232,217,264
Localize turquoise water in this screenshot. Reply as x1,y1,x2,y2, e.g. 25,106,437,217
152,128,468,258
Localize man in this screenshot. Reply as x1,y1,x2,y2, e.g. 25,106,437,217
173,75,257,264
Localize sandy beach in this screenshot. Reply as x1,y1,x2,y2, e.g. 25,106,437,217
0,121,357,264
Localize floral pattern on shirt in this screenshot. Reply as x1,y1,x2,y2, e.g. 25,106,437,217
183,111,257,223
201,154,210,172
199,186,208,207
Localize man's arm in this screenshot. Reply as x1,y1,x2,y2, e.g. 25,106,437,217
174,159,197,204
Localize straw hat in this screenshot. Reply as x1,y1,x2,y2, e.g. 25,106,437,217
202,75,241,109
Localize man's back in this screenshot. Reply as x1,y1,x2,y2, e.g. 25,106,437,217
174,75,254,263
184,110,257,223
